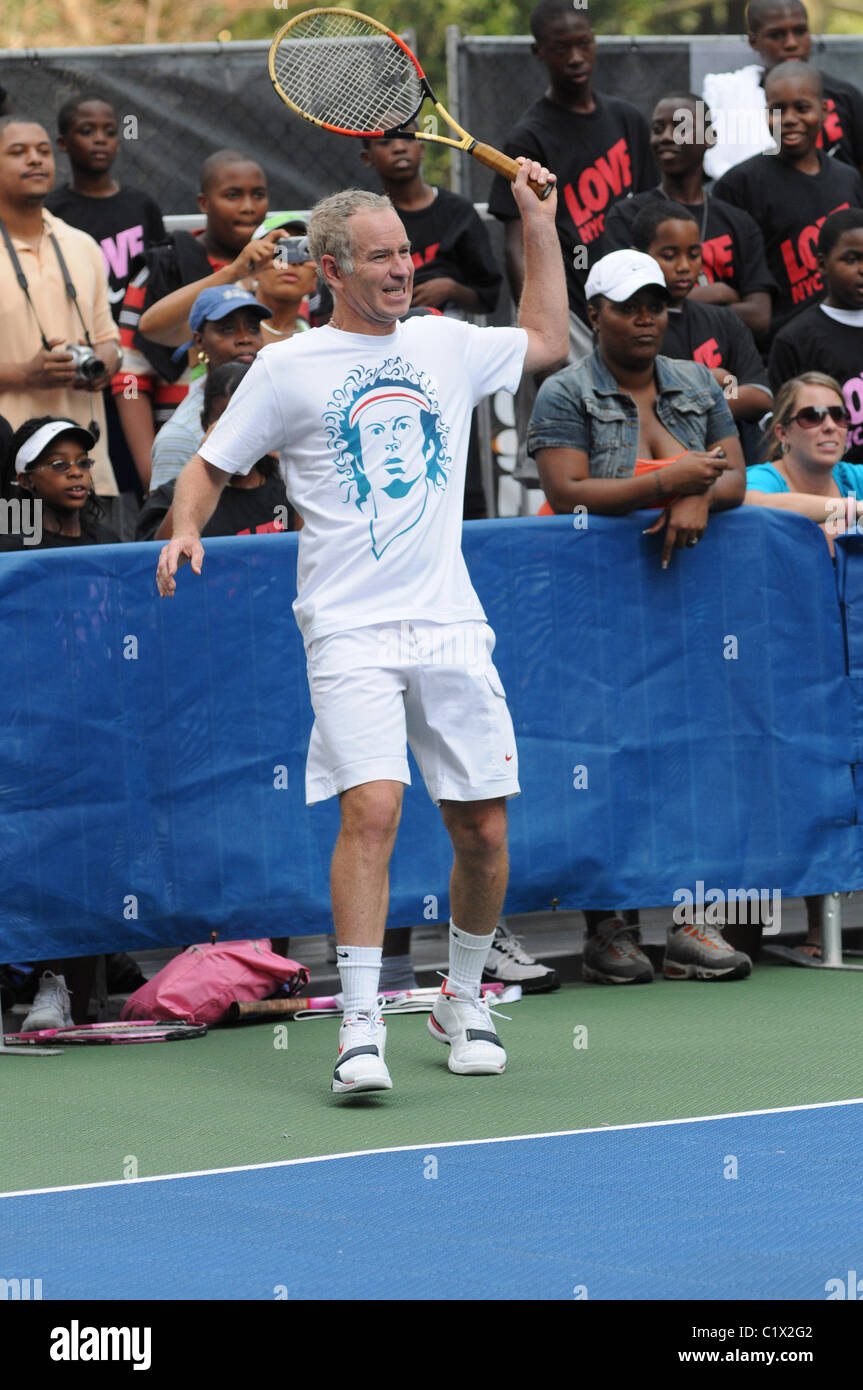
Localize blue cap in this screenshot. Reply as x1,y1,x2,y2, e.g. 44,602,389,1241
189,285,273,333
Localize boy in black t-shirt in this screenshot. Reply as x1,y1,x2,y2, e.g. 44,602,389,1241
713,61,863,340
45,96,165,321
112,150,270,491
487,0,655,359
599,93,775,341
770,207,863,462
632,201,772,459
45,95,166,513
359,126,501,315
704,0,863,181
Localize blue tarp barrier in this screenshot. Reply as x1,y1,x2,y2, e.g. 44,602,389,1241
1,509,860,960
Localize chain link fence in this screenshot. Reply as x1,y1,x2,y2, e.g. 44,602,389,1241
0,41,384,213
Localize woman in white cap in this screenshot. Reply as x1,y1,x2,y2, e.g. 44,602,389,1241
0,415,119,550
528,248,750,992
529,248,745,564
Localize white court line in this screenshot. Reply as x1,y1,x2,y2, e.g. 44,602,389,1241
2,1096,861,1202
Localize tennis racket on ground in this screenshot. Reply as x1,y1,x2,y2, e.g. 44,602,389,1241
226,982,507,1022
3,1020,208,1046
268,7,553,200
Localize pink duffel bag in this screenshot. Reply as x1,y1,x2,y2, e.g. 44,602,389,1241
121,939,309,1026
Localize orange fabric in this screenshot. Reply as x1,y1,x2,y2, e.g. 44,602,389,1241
537,454,685,516
634,454,684,473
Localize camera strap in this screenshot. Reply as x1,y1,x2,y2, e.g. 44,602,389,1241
0,216,95,352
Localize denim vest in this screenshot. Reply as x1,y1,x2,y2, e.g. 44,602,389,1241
527,349,735,479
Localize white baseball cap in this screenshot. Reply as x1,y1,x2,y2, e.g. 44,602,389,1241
584,250,669,304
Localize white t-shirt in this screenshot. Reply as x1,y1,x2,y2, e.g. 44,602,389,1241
199,317,527,644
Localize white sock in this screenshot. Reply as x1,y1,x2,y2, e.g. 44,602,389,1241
448,920,494,997
336,944,382,1016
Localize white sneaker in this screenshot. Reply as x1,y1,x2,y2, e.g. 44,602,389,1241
21,971,73,1032
482,919,560,993
428,978,507,1075
332,1006,392,1094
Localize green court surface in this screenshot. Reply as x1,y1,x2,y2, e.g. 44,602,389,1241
2,961,860,1195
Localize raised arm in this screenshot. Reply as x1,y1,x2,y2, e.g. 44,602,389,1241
510,160,569,375
139,232,282,346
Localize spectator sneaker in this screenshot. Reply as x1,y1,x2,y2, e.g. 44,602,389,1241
582,917,654,985
482,919,560,993
20,971,73,1032
428,978,507,1074
332,1006,392,1094
664,923,752,981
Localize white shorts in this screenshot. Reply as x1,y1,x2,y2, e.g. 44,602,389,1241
304,619,520,806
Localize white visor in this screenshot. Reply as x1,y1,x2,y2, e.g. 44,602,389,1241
15,420,96,474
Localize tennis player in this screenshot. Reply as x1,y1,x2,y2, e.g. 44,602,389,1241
156,159,568,1094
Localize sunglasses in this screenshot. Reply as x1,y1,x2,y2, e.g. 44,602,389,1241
790,406,850,429
29,456,96,473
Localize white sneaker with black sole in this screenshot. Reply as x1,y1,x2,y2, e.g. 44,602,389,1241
428,978,507,1075
332,1006,392,1094
482,919,560,993
20,971,73,1032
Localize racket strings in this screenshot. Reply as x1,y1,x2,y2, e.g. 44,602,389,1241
272,11,422,134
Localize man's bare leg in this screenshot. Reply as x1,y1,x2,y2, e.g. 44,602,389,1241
330,779,403,1095
430,797,510,1074
330,779,403,946
441,797,509,940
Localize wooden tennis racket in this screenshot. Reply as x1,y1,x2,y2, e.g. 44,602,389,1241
225,982,506,1021
268,7,553,200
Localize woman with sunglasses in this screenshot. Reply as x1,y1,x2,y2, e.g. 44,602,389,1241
0,416,119,550
745,372,863,552
746,371,861,961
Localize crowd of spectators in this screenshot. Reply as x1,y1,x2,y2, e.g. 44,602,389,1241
3,0,862,1025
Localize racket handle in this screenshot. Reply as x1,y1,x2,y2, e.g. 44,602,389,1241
226,998,313,1021
469,142,554,201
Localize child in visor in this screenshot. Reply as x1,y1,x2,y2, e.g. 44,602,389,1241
0,415,119,549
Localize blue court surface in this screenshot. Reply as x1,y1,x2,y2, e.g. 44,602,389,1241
3,1100,862,1301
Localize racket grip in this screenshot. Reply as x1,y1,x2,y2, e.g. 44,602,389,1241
226,998,311,1022
469,142,554,201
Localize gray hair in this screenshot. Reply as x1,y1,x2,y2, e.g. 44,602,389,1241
307,188,393,274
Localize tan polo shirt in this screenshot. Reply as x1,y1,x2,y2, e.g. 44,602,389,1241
0,209,121,495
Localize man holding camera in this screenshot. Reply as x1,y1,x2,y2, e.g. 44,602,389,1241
0,117,121,501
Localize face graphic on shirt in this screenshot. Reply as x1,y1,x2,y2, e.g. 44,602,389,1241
355,397,435,501
325,364,451,560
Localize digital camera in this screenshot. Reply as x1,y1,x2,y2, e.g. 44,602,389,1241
65,344,104,385
273,235,312,265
